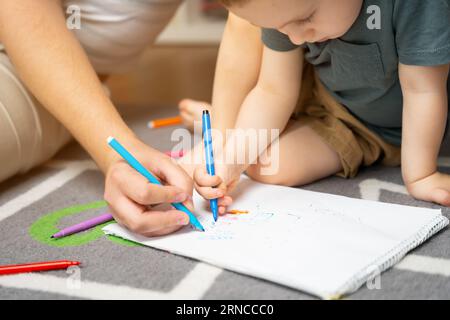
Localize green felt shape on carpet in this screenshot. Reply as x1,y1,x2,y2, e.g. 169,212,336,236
29,200,139,247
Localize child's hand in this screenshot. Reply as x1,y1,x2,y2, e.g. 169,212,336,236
406,171,450,207
193,164,240,215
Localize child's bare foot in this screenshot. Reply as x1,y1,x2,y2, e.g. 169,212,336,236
178,99,211,132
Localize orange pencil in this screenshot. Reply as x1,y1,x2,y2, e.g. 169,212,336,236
148,116,182,129
227,210,249,215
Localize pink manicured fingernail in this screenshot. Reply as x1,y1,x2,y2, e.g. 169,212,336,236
178,216,189,225
174,193,187,203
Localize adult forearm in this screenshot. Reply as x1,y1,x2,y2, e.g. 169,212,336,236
0,0,136,172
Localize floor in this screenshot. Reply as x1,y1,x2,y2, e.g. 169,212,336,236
0,106,449,300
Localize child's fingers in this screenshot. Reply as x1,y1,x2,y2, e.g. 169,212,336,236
194,184,224,200
218,196,233,215
218,206,227,215
218,196,233,208
226,178,240,195
194,166,222,187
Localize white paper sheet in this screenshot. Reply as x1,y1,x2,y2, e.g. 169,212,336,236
103,176,448,299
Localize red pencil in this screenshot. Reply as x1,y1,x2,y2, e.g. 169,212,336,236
0,260,80,276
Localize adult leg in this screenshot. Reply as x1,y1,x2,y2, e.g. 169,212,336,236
0,51,71,183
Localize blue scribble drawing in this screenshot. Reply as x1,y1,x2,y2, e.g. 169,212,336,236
237,204,274,226
203,232,235,241
285,213,302,221
252,212,274,222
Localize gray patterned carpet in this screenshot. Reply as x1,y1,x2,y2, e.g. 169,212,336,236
0,106,449,300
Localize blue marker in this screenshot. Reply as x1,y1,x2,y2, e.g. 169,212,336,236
107,136,205,232
202,110,219,222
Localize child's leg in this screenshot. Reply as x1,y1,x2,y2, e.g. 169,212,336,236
246,119,343,187
178,99,211,132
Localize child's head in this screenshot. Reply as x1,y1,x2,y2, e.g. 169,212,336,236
220,0,363,45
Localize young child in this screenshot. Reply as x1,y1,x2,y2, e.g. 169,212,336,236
189,0,450,212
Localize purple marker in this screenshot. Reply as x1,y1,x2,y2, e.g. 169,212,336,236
51,213,114,239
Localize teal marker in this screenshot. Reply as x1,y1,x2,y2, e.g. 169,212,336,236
202,110,219,222
107,136,205,232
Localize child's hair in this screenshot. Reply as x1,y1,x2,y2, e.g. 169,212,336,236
219,0,249,7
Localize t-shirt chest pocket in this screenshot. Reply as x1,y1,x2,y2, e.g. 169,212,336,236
321,39,386,91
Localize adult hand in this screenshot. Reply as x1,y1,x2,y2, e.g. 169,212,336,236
104,140,195,237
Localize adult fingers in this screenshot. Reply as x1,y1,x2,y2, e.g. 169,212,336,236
110,162,189,205
154,157,195,211
111,196,190,235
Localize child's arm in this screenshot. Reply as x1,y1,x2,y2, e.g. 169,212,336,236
0,0,194,235
221,45,303,171
194,45,303,203
179,13,262,177
211,13,263,135
400,63,450,206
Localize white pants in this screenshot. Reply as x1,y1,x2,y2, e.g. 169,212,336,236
0,50,72,183
0,0,181,183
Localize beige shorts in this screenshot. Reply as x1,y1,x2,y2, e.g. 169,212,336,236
0,49,72,183
293,62,401,178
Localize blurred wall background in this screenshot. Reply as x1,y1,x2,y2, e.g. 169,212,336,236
108,0,227,112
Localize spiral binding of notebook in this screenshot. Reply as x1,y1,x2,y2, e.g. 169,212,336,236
336,214,449,298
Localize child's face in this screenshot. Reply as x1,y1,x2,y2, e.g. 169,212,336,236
229,0,363,44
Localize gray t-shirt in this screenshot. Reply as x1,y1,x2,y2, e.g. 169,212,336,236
262,0,450,146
